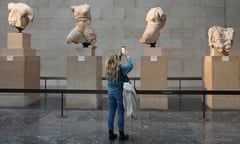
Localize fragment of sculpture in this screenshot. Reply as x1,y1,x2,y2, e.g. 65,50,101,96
208,26,234,56
8,2,34,32
140,7,167,47
66,4,97,49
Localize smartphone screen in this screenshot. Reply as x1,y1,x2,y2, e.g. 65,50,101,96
121,46,126,54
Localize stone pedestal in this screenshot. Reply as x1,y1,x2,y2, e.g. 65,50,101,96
8,33,31,49
0,49,36,56
73,48,95,56
0,56,40,106
144,47,163,56
0,33,40,107
204,56,240,109
140,48,168,109
66,56,102,109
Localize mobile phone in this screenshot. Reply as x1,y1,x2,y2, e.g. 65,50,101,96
121,46,126,54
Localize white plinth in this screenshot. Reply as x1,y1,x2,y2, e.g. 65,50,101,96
66,56,102,109
204,56,240,109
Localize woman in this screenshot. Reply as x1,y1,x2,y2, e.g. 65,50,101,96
105,50,133,141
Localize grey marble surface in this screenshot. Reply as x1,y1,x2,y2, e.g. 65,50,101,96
0,95,240,144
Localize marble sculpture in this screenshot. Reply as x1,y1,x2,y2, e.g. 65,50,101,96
8,2,34,32
66,4,97,49
140,7,166,47
208,26,234,56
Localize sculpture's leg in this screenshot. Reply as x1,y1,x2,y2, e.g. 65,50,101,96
90,39,97,49
83,25,97,49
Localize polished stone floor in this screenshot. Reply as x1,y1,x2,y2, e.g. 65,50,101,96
0,95,240,144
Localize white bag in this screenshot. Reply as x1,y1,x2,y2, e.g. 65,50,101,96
123,82,140,120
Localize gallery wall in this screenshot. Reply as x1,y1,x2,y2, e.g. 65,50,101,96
0,0,240,87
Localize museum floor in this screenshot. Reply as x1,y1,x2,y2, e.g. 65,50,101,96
0,94,240,144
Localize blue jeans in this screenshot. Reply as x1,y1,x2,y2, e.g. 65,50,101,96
108,92,125,132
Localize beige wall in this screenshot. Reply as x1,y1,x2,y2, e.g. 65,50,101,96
1,0,240,88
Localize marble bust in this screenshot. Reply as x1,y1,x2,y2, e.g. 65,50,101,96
66,4,97,49
140,7,166,47
208,26,234,56
8,2,34,32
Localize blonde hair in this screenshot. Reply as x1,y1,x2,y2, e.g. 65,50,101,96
105,53,120,82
